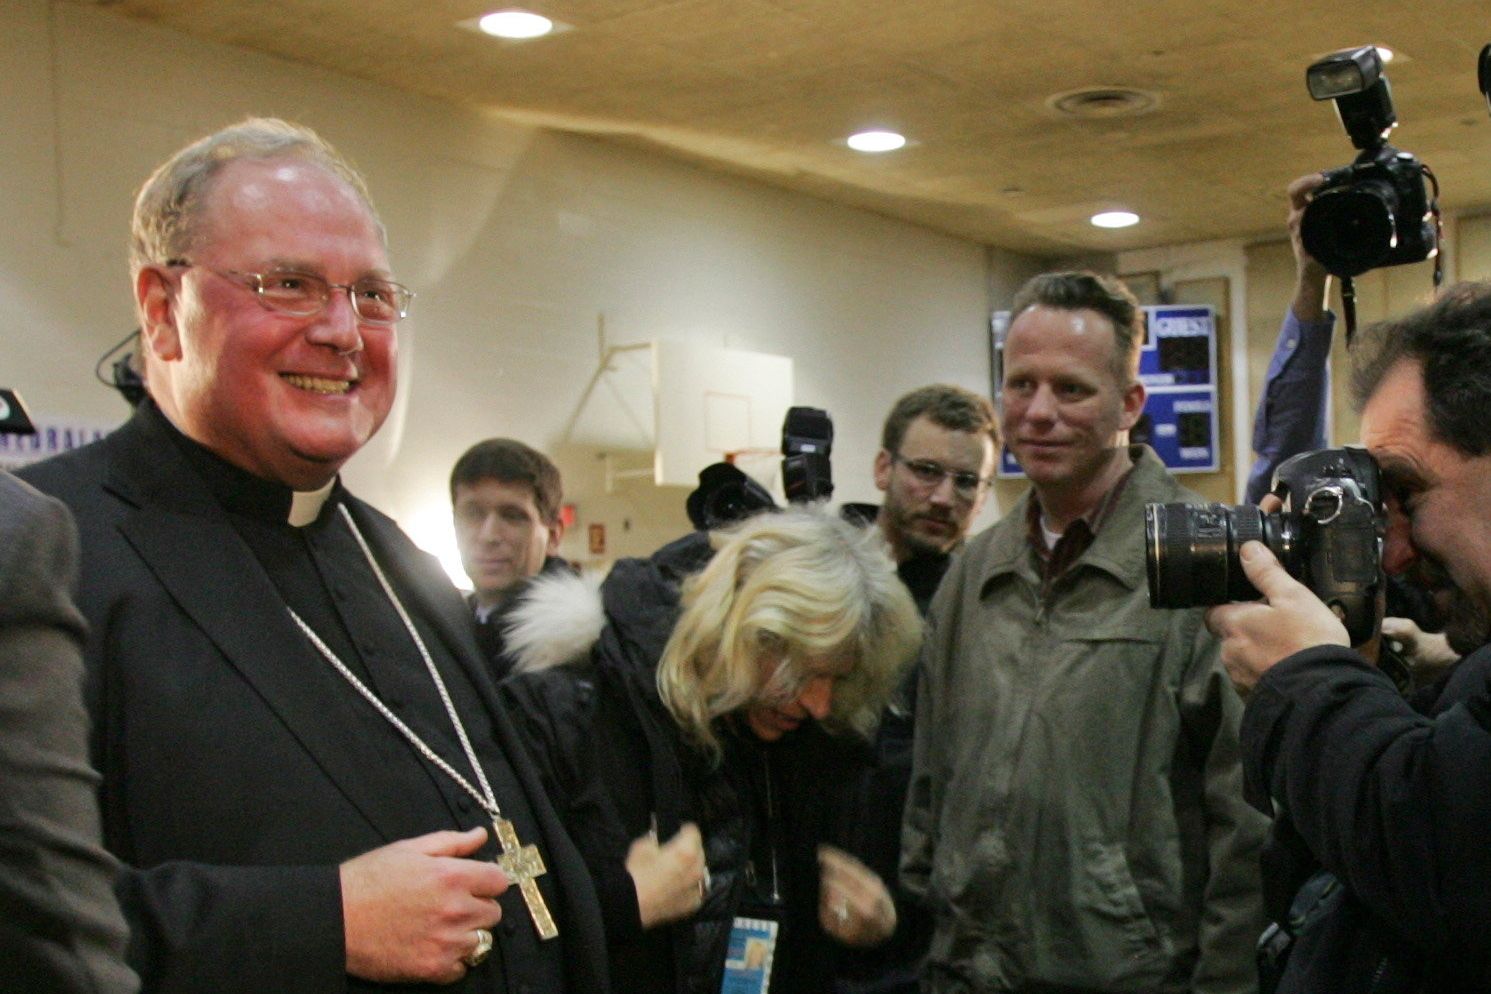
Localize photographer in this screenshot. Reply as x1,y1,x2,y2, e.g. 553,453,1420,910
1207,284,1491,990
1248,173,1455,681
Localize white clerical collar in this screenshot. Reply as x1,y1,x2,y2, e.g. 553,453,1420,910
289,479,336,527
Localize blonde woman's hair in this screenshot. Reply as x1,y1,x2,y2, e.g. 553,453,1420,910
657,506,923,758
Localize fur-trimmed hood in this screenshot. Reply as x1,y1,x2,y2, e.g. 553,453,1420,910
502,530,714,677
501,570,606,674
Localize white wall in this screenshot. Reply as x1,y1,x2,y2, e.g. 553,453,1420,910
1,0,1037,574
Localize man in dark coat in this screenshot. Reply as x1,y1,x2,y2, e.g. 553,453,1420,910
1207,283,1491,991
449,437,572,680
19,118,606,994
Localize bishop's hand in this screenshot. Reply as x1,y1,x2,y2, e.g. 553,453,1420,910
341,826,509,983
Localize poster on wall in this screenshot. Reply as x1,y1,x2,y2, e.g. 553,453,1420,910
990,304,1219,477
0,414,119,473
0,399,119,473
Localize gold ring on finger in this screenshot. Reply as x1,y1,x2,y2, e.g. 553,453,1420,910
463,927,493,967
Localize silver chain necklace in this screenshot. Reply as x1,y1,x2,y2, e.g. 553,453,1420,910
286,503,558,940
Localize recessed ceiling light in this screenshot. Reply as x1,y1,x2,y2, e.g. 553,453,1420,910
1091,211,1140,229
846,130,907,153
478,10,554,39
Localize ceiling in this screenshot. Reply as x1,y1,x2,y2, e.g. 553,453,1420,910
95,0,1491,256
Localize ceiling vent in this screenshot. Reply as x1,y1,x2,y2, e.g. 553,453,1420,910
1047,87,1159,119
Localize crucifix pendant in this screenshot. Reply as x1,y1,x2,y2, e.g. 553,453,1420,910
494,818,559,940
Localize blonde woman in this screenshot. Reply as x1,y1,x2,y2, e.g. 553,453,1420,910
500,507,922,994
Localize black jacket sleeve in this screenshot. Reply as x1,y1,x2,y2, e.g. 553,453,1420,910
500,667,648,944
117,862,342,993
1241,643,1491,969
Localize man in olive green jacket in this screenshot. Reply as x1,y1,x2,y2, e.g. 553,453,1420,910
902,272,1267,993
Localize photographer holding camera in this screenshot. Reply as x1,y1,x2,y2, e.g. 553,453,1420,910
1206,285,1491,991
1240,48,1438,512
1245,170,1456,680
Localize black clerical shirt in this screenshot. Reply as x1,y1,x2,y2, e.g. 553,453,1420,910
162,406,567,994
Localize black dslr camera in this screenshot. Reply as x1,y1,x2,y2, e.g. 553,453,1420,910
1300,45,1438,280
683,405,834,529
781,406,834,504
1144,447,1384,645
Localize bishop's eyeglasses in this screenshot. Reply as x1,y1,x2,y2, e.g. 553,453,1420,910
168,263,414,325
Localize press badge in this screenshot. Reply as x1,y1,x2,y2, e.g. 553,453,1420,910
719,916,778,994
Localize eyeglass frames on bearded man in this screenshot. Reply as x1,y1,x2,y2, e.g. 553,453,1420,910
892,454,991,500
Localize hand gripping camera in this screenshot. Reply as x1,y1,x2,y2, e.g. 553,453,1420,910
1144,447,1384,646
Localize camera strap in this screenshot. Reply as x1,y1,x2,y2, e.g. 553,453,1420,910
1341,277,1359,346
1426,164,1444,292
1341,165,1442,347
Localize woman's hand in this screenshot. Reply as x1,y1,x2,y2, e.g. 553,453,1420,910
626,821,709,929
817,845,896,947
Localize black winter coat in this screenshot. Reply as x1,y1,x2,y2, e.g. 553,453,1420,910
500,532,870,994
1243,642,1491,992
830,550,947,994
471,555,577,681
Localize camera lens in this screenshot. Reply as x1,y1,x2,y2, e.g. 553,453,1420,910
1300,182,1398,278
1145,502,1280,609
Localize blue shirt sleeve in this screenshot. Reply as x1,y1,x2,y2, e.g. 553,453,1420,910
1245,308,1335,505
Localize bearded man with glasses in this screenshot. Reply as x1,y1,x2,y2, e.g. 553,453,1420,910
901,272,1267,994
871,385,999,600
832,384,996,994
19,118,606,994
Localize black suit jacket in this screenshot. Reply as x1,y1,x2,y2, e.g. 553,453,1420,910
19,410,608,994
0,471,137,993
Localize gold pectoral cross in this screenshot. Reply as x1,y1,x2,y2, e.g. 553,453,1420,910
494,818,559,940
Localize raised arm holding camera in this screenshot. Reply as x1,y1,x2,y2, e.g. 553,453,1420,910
1205,286,1491,991
1249,44,1439,508
1244,173,1334,506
